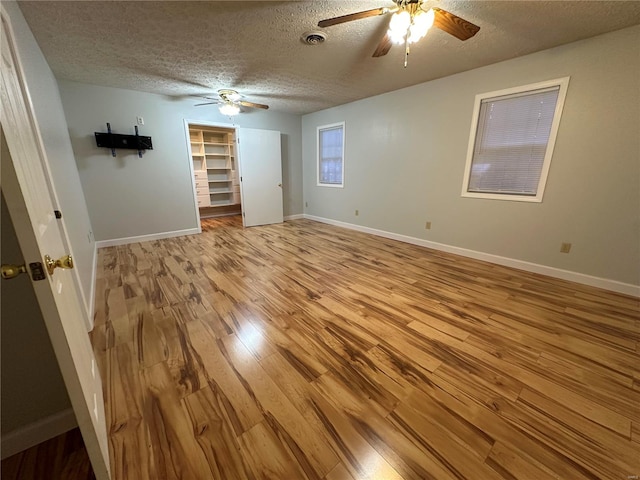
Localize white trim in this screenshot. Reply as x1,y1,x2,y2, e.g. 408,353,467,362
284,214,304,221
317,121,345,188
184,120,241,230
461,77,570,203
1,408,77,459
87,241,98,331
94,228,199,248
183,119,203,234
303,214,639,297
200,210,241,219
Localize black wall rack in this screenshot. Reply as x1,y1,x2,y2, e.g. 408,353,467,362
95,123,153,158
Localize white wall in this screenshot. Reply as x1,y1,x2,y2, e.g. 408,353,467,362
58,81,303,241
302,26,640,288
3,1,96,318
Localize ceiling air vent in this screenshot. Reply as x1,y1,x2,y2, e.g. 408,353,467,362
301,31,327,45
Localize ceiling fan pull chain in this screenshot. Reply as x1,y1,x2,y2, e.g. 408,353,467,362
404,38,410,68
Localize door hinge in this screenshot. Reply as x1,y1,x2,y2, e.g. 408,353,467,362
240,176,243,182
243,212,245,217
54,210,62,219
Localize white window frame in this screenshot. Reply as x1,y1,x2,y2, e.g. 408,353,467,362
461,77,570,203
317,122,345,188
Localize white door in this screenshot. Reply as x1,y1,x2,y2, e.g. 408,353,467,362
0,12,110,480
238,128,284,227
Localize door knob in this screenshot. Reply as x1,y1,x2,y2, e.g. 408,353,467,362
44,254,74,276
278,183,282,188
1,263,27,280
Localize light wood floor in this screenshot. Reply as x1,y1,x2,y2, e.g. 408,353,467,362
1,428,94,479
91,216,640,480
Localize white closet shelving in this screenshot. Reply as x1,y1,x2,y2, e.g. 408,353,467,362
189,126,240,209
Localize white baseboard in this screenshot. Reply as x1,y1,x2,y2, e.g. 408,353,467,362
1,408,77,459
284,214,304,221
200,212,240,219
94,228,200,248
303,214,640,297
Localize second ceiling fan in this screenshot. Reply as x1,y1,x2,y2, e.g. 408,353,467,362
318,0,480,66
195,89,269,116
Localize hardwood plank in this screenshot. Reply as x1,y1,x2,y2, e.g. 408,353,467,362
516,388,640,476
324,462,356,480
408,317,633,436
486,441,560,480
105,343,156,480
184,319,264,434
388,400,503,479
219,334,340,477
632,422,640,444
306,387,405,480
105,286,131,346
134,310,167,368
141,362,215,479
238,422,311,480
1,428,94,480
404,384,600,480
314,372,463,480
183,387,255,480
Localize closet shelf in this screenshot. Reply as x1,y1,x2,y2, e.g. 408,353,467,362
190,125,240,210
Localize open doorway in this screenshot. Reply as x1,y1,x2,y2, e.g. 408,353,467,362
186,122,241,225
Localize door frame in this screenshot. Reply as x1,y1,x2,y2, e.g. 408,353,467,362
182,119,240,229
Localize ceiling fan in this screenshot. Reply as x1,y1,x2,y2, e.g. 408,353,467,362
195,89,269,116
318,0,480,67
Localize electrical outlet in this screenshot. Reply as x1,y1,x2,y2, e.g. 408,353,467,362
560,242,572,253
425,221,431,230
355,209,359,216
136,116,144,125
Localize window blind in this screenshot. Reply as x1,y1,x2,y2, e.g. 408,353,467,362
319,125,344,185
468,86,560,195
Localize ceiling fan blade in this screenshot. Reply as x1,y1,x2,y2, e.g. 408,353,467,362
238,100,269,110
194,102,219,106
318,7,392,28
372,32,393,58
432,7,480,41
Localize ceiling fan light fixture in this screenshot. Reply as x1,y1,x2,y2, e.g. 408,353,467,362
388,10,411,44
219,102,240,116
388,29,406,45
415,8,435,32
389,10,411,33
218,88,241,102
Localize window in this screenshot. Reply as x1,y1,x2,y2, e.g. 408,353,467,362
461,77,569,202
317,122,345,187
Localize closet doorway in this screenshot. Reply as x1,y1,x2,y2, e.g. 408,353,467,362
185,120,284,229
187,122,241,221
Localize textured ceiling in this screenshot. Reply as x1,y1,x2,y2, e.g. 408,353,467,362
17,1,640,115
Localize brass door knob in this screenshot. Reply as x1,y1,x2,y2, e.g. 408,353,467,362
44,254,74,276
1,263,27,280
